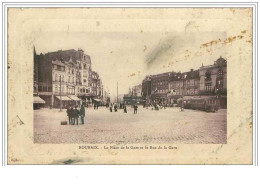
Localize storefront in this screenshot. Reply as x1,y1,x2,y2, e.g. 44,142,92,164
77,93,95,106
93,98,101,105
33,96,45,109
167,94,182,105
68,95,81,107
151,93,167,105
54,96,72,109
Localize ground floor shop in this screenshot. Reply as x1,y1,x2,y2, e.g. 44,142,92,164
37,94,81,109
33,95,46,109
151,93,167,105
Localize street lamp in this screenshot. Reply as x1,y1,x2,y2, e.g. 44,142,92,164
59,75,62,111
181,73,187,111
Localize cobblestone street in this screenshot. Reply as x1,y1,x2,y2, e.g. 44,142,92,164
34,107,227,144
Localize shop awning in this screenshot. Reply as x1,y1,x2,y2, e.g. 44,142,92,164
68,95,81,101
33,96,45,104
55,96,72,101
93,98,101,102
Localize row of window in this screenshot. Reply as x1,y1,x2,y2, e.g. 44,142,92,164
155,89,168,94
78,87,90,93
205,79,224,92
171,80,199,87
77,87,98,95
68,68,74,74
173,89,199,95
53,65,65,71
205,69,224,79
38,85,52,92
92,74,98,79
54,86,65,93
153,81,168,86
54,74,75,83
92,83,97,87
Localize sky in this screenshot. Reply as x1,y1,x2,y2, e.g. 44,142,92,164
34,31,227,99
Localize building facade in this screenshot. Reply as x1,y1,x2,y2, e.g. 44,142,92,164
141,57,227,108
168,70,200,104
150,72,171,104
34,48,104,108
123,84,144,105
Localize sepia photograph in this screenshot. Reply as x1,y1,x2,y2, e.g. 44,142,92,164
33,32,227,144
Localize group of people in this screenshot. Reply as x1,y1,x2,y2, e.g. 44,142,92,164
109,103,118,112
66,104,85,125
145,103,167,111
109,103,138,114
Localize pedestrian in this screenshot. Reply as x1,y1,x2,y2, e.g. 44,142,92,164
114,104,117,112
80,104,85,124
124,105,127,113
73,106,80,125
134,104,138,114
71,106,75,125
94,103,96,110
69,105,73,125
110,103,113,112
66,106,73,124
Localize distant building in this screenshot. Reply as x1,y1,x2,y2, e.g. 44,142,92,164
141,57,227,108
150,72,171,104
168,69,200,104
132,84,142,96
123,84,144,105
141,76,152,104
199,57,227,107
33,46,39,95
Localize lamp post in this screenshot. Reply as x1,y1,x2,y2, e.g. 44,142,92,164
117,81,118,103
59,75,62,111
181,73,187,111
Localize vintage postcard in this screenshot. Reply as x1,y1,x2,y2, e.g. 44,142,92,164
7,7,253,164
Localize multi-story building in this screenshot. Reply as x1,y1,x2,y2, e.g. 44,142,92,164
33,46,39,95
141,57,227,108
34,48,103,108
142,76,151,97
123,84,144,105
150,72,171,104
33,46,46,109
199,57,227,107
132,84,142,96
168,70,200,104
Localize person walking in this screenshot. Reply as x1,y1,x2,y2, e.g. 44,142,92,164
73,106,80,125
71,106,75,125
124,105,127,113
80,104,85,124
134,104,138,114
114,104,117,112
110,103,113,112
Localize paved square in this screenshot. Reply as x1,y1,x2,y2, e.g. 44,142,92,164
34,107,227,144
